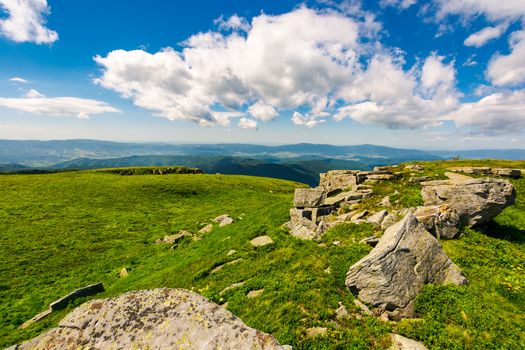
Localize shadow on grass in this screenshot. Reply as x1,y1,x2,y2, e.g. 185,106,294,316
480,221,525,243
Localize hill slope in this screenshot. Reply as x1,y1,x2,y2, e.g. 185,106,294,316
1,161,524,349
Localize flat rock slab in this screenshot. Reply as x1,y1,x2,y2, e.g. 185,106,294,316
198,223,214,234
422,178,516,226
346,213,467,318
214,214,234,227
389,334,428,350
294,188,326,208
12,288,285,350
250,235,274,247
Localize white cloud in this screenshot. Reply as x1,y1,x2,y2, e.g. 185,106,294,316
214,14,251,32
95,7,362,129
434,0,525,21
0,0,58,44
8,76,28,83
238,117,257,130
464,24,507,47
247,101,278,122
0,89,120,118
445,89,525,135
380,0,417,10
335,53,459,128
487,30,525,86
292,111,326,128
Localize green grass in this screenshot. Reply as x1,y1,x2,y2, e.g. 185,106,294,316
1,160,524,349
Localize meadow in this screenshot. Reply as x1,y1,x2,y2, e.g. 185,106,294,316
0,160,524,349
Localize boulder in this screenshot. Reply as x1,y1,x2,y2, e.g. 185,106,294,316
389,334,428,350
421,178,516,226
290,208,312,222
289,218,319,240
345,214,467,318
367,210,388,226
214,214,234,227
12,289,285,350
319,170,358,193
409,176,430,183
159,230,192,244
199,224,213,234
414,205,461,239
404,164,424,171
294,188,326,208
381,213,398,229
367,174,396,181
250,235,274,247
493,168,521,178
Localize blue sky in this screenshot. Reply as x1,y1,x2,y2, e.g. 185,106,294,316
0,0,524,149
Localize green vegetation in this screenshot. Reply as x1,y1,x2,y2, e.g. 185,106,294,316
96,166,202,175
1,160,524,349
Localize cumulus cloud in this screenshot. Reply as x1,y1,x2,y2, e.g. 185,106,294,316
247,101,278,122
464,24,507,47
335,53,459,128
238,117,257,130
8,76,28,83
434,0,525,21
0,89,120,118
95,7,362,128
0,0,58,44
445,89,525,135
292,111,326,128
214,14,250,32
487,30,525,86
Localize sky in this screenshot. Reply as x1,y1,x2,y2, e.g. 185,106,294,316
0,0,524,150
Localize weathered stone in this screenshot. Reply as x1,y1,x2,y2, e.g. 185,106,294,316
414,205,461,239
13,289,286,350
353,299,373,316
49,283,105,312
421,178,516,226
351,211,368,221
367,210,388,226
247,289,264,298
448,166,491,175
367,174,396,181
290,208,312,222
294,188,327,208
199,224,213,234
290,221,318,240
160,230,192,244
444,171,472,182
381,213,398,229
324,192,347,206
335,302,350,320
315,220,329,237
409,176,430,183
310,206,334,223
250,235,274,247
214,214,234,227
380,196,392,207
211,258,243,273
493,168,522,178
373,166,394,172
345,192,364,201
319,170,358,193
389,334,428,350
404,164,424,171
227,249,236,256
306,327,327,338
345,214,467,318
219,281,246,295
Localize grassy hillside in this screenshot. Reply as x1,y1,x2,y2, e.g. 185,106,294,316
1,161,524,349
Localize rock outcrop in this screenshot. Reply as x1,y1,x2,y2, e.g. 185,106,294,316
413,205,461,239
421,178,516,227
449,166,522,178
12,288,286,350
345,214,467,318
389,334,428,350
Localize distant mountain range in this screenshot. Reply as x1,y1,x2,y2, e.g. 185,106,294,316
1,139,524,186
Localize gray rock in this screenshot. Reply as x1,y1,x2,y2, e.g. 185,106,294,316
311,206,335,223
367,174,396,181
219,281,246,295
294,188,326,208
14,288,285,350
335,302,350,320
345,214,467,318
319,170,358,193
493,168,522,178
250,235,274,247
380,196,392,207
359,235,380,247
404,164,424,171
389,334,428,350
367,210,388,226
199,224,213,234
414,205,461,239
290,208,312,222
421,178,516,226
408,176,430,183
351,211,368,221
247,289,264,298
353,299,373,316
214,214,234,227
381,213,398,229
159,230,192,244
306,327,327,338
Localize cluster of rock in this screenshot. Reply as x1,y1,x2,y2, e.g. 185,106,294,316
285,166,404,240
449,166,523,178
286,165,517,321
11,289,288,350
155,214,236,245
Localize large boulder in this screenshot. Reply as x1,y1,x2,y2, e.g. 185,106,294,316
294,188,326,208
319,170,358,194
421,178,516,227
11,289,285,350
345,214,467,318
